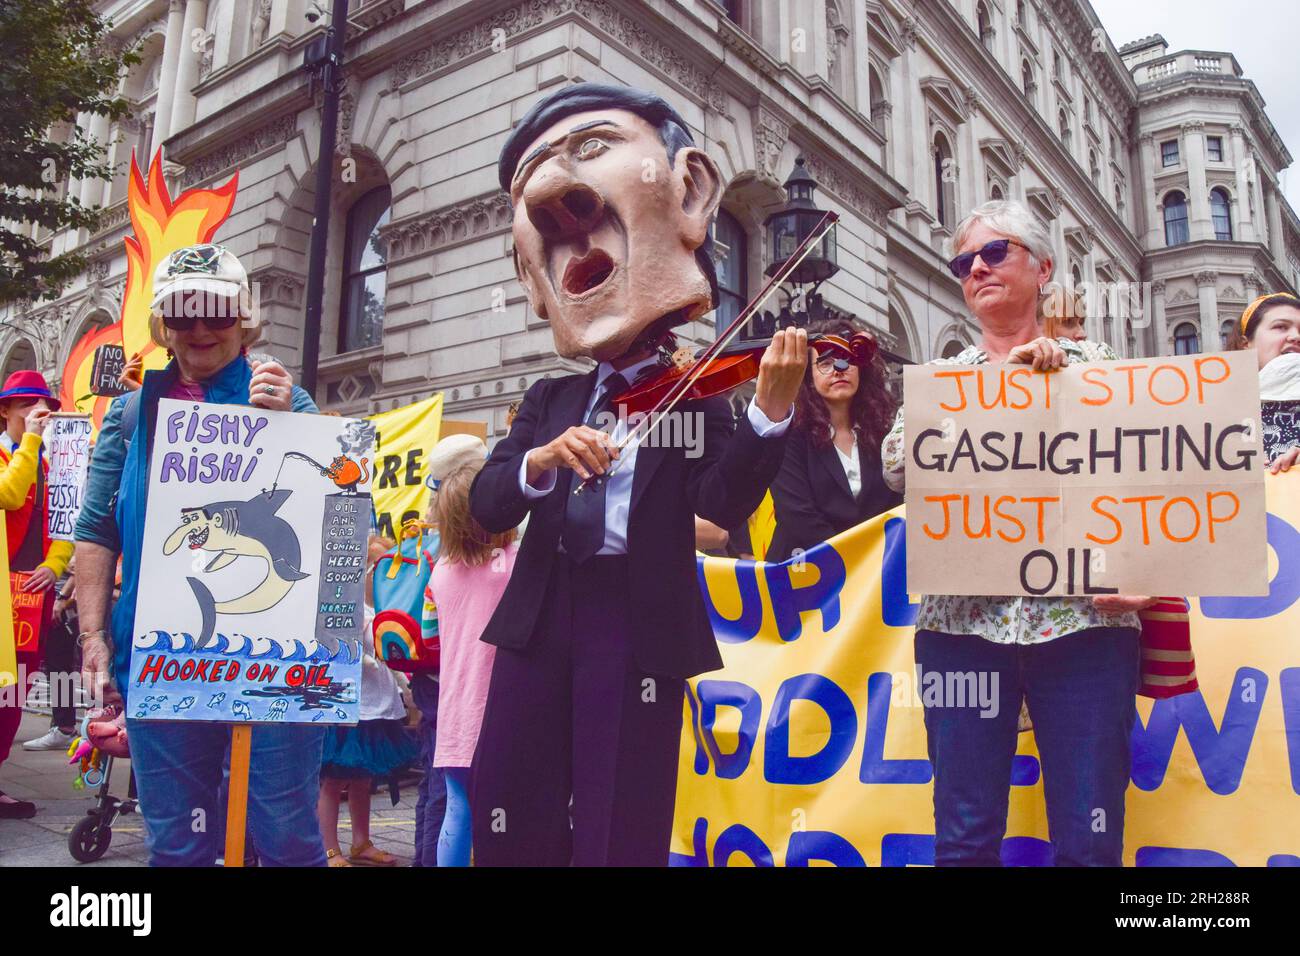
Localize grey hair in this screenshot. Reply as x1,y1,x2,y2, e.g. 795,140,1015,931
949,200,1055,277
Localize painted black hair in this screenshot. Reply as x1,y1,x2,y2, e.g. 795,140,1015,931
498,82,718,309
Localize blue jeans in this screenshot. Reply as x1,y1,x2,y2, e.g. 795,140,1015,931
127,719,327,867
437,767,472,867
915,627,1140,867
410,675,447,867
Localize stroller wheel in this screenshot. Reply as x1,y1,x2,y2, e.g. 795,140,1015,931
68,815,112,863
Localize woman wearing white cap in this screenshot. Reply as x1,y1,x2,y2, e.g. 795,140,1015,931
74,243,327,866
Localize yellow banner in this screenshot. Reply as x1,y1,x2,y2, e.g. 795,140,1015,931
672,474,1300,866
366,394,443,542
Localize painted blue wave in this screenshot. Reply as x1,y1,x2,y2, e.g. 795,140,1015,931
137,630,360,664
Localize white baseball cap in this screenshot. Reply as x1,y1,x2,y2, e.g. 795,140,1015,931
150,243,252,318
426,434,487,488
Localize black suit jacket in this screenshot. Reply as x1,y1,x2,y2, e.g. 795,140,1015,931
469,370,788,679
766,426,902,563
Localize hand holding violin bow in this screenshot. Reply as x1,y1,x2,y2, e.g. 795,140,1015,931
753,327,810,424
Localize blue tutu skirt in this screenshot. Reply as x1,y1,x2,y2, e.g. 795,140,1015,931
320,718,419,779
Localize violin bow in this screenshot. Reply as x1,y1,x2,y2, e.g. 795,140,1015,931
576,210,840,494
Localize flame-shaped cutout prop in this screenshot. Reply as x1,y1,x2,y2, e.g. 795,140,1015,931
60,149,239,433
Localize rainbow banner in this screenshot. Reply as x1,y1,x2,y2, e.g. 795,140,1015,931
671,473,1300,866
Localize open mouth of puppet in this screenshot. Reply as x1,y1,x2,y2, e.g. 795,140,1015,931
562,249,615,297
188,527,210,549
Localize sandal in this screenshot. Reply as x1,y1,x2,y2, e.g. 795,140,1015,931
348,838,397,867
326,847,352,868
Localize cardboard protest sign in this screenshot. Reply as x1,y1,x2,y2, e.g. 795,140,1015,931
90,344,128,398
46,414,93,541
903,351,1266,596
127,399,376,724
10,572,48,656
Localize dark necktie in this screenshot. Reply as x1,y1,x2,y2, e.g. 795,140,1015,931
561,371,630,563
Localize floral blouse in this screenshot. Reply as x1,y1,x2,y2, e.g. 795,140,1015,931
881,339,1142,645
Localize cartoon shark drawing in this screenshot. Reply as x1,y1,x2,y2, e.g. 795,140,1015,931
162,489,310,650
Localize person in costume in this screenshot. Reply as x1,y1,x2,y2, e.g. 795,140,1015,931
75,243,326,866
766,318,900,563
467,82,808,865
0,371,67,817
1230,292,1300,472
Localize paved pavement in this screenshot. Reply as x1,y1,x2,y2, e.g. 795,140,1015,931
1,691,423,868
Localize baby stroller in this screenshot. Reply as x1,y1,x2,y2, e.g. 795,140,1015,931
66,708,137,863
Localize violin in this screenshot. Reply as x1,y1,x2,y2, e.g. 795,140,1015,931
575,210,851,494
610,330,880,416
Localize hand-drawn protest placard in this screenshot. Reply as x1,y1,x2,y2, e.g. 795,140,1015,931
903,350,1266,596
127,399,377,724
46,414,93,541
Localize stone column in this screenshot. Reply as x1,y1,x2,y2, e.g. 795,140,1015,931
169,0,209,142
1138,134,1160,249
1266,183,1286,270
150,0,187,159
1182,122,1211,241
79,112,112,209
1151,279,1169,355
1230,124,1255,242
1195,270,1219,351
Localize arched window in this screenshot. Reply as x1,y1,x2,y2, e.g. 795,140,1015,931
1089,149,1100,187
933,133,955,228
1211,188,1233,240
713,209,748,337
1016,0,1027,28
1163,191,1189,246
1173,322,1200,355
1058,109,1072,149
976,2,993,52
1021,59,1035,101
339,186,391,353
941,339,967,359
1220,319,1235,349
990,183,1004,201
1,339,37,380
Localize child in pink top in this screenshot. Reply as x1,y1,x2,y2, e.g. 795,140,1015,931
426,458,517,866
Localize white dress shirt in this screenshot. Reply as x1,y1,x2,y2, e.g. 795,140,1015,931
518,356,793,555
833,428,862,497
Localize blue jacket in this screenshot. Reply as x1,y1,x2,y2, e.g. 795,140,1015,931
74,355,317,686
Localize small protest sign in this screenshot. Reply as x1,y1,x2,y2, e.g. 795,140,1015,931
903,350,1266,596
127,399,377,724
46,414,93,541
90,344,128,398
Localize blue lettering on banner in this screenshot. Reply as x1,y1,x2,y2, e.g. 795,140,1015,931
1136,847,1236,866
1130,668,1268,794
695,680,762,779
696,543,846,644
787,830,866,867
881,833,934,867
764,674,857,785
882,517,920,628
682,683,710,776
1280,668,1300,795
713,823,774,867
1200,513,1300,619
860,672,932,784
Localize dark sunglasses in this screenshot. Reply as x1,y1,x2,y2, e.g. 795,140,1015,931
947,238,1029,279
162,313,241,332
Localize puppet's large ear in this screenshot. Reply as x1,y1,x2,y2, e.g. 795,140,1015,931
674,147,724,250
512,245,547,321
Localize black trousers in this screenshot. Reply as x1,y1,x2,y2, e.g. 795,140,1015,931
470,554,686,866
44,614,79,730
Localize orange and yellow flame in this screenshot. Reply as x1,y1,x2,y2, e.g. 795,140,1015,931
60,149,238,430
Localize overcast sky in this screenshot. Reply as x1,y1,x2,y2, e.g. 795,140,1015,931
1089,0,1300,209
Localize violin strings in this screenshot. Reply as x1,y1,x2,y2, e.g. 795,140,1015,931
582,213,840,492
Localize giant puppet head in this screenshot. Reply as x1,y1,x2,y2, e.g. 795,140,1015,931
498,83,724,361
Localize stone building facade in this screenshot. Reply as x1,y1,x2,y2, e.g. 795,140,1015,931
4,0,1298,443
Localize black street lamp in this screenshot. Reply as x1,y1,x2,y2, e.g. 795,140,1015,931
748,156,847,338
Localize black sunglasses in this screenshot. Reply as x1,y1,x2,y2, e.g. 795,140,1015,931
162,313,241,332
947,238,1029,279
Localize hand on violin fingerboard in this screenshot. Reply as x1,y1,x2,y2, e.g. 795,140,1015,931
753,327,808,423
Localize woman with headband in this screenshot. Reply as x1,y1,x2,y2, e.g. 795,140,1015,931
1231,292,1300,473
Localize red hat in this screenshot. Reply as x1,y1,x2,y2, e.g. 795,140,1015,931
0,370,61,411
